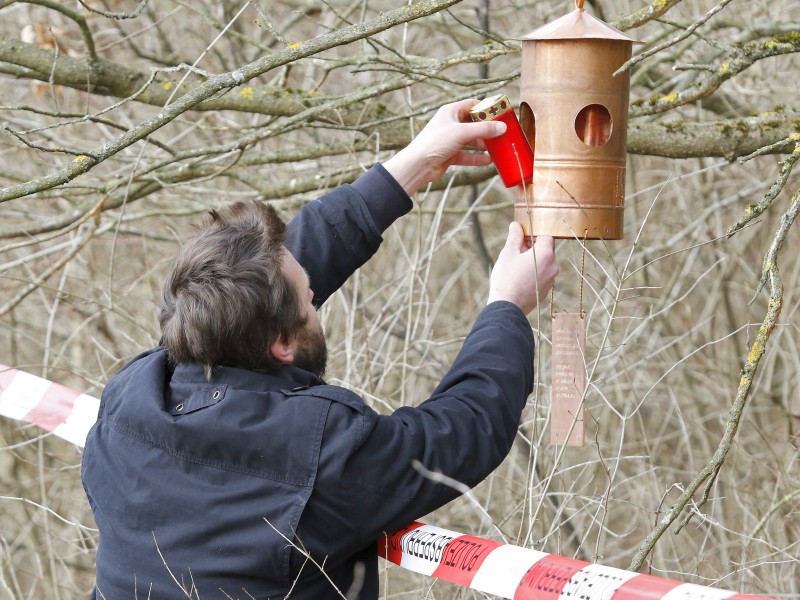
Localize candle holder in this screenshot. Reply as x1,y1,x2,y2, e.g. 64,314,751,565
470,94,534,189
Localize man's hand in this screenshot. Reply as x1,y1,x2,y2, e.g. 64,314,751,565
383,99,507,197
488,223,558,316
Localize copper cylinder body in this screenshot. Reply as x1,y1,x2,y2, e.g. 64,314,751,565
518,35,632,240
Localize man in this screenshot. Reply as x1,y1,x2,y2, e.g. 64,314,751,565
82,99,558,599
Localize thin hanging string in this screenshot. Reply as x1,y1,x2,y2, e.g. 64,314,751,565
512,142,526,187
578,229,587,318
512,140,536,243
512,140,546,319
550,229,587,318
575,0,585,10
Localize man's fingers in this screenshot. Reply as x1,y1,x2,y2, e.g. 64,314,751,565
453,98,480,118
533,235,555,254
533,236,559,281
448,150,493,168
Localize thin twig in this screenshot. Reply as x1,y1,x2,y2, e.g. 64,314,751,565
0,495,97,531
76,0,149,20
20,0,97,59
727,139,800,240
616,0,735,76
0,197,104,318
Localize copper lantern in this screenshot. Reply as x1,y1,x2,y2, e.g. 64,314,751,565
516,1,639,240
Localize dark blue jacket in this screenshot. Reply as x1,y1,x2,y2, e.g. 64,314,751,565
82,165,536,599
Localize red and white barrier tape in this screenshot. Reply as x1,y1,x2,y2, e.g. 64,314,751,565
378,522,774,599
0,364,100,447
0,364,778,600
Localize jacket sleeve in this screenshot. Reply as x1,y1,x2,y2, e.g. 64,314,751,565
311,300,535,547
284,164,412,307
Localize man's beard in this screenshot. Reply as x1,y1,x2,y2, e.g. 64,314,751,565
292,320,328,379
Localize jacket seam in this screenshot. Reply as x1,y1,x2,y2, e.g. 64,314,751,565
105,419,314,486
284,400,330,581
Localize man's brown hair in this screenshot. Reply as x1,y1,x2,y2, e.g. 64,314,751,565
159,201,306,379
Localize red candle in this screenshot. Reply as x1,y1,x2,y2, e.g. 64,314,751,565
470,95,534,188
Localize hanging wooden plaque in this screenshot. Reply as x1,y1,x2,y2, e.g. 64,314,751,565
550,312,586,447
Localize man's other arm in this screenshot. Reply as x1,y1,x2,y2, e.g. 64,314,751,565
284,100,508,306
313,225,559,545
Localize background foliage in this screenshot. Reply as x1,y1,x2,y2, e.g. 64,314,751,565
0,0,798,597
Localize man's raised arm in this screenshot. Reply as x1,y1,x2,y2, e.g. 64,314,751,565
285,100,508,306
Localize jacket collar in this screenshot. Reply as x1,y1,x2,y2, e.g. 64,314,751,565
171,361,325,392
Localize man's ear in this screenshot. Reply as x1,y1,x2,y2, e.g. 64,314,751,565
270,335,294,364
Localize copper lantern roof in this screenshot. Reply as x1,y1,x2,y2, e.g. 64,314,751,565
518,8,640,43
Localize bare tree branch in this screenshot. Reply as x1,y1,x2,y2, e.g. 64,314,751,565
628,109,800,160
612,0,684,32
630,35,800,117
0,0,467,203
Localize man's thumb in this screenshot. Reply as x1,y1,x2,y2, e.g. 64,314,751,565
471,120,507,140
505,221,524,252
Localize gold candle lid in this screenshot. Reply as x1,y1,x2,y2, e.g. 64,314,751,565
469,94,512,122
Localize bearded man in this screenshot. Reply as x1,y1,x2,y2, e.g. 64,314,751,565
82,100,558,599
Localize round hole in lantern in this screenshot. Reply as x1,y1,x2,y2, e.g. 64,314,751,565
575,104,612,147
519,102,536,153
